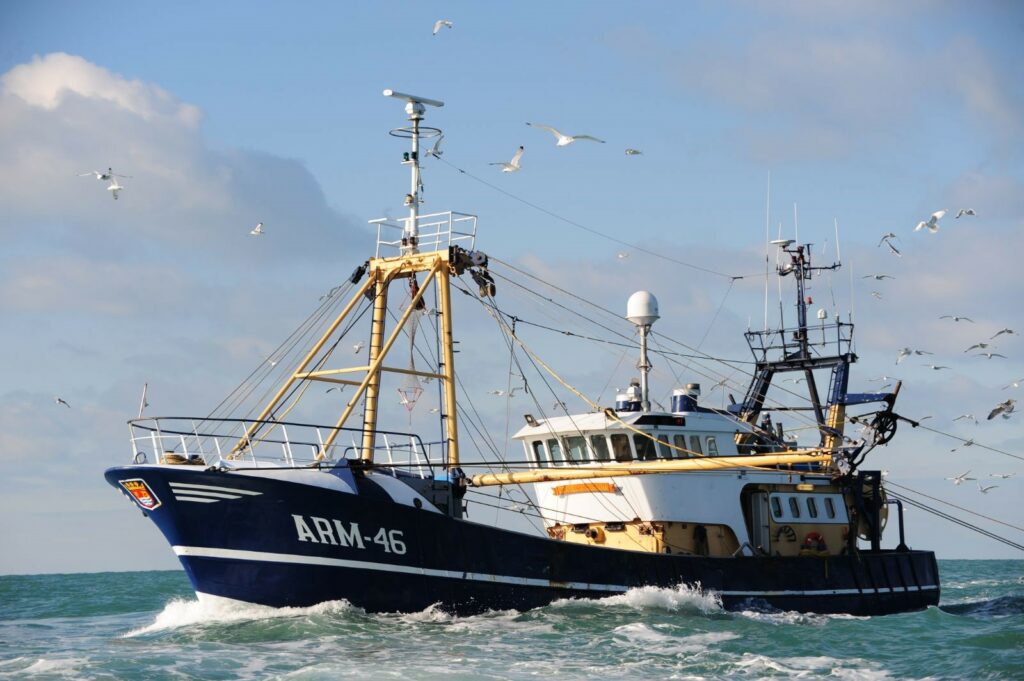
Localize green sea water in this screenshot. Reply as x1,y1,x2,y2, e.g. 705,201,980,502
1,561,1021,680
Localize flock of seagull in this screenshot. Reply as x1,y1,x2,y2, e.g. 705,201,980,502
78,167,128,200
486,122,642,173
865,207,1019,492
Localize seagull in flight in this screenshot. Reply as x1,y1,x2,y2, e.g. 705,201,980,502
878,232,899,247
432,19,453,35
940,315,973,323
427,134,444,158
964,342,991,352
80,167,130,181
250,222,264,236
945,470,975,485
978,482,998,494
616,252,629,260
54,396,71,408
862,274,895,280
882,240,901,257
1002,378,1023,390
953,414,977,424
624,148,643,155
526,122,605,146
955,208,976,219
987,398,1016,420
991,473,1015,479
975,352,1007,360
950,438,975,452
868,375,900,383
489,146,524,172
923,364,951,371
353,341,365,354
325,386,346,394
870,291,883,300
107,178,124,200
915,209,947,233
991,328,1017,339
896,347,932,364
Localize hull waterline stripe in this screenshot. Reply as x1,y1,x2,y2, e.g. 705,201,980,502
171,546,938,597
174,496,220,503
169,482,262,495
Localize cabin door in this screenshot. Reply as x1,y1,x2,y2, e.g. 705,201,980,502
749,492,772,553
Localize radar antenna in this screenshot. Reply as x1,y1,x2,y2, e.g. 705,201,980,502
382,89,444,254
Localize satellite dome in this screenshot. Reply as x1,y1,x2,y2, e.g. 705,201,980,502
626,291,660,326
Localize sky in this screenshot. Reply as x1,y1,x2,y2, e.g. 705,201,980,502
1,1,1022,575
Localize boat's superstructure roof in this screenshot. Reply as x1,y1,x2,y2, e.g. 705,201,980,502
512,408,757,441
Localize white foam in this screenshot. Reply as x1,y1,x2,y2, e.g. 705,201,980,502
592,583,724,613
123,593,355,637
3,657,88,678
736,608,867,626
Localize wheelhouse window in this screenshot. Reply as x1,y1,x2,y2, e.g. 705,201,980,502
788,496,801,518
565,436,587,465
531,441,546,466
610,434,632,462
689,435,703,455
673,434,689,458
633,434,657,461
807,497,819,518
771,496,783,518
590,434,611,462
547,439,564,465
657,435,673,459
705,436,719,456
824,497,836,519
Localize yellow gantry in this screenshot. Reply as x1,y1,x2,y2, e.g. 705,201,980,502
235,248,463,467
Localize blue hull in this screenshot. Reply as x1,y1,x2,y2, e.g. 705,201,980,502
105,466,940,616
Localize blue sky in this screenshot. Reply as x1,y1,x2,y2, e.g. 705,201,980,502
1,1,1022,574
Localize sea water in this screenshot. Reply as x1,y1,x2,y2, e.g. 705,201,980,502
1,560,1021,680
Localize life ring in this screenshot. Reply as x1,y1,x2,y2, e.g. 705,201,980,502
774,525,797,543
800,531,829,556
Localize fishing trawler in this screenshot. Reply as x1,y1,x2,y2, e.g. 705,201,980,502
105,90,939,616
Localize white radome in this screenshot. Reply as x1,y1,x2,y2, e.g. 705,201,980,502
627,290,660,326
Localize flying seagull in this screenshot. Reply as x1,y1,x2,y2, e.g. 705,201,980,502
250,222,264,236
526,122,605,146
325,386,346,394
953,414,977,424
107,178,124,200
871,291,884,300
977,482,998,494
432,19,453,35
975,352,1007,360
945,470,975,485
896,347,932,364
950,438,975,452
882,240,901,257
616,252,629,260
915,209,947,233
80,167,130,181
991,473,1015,479
964,342,991,352
987,398,1016,420
923,364,951,370
878,232,899,247
54,396,71,408
353,341,365,354
1002,378,1023,390
489,146,524,172
625,148,643,155
862,274,894,280
427,134,444,158
991,328,1017,339
940,315,973,323
955,209,976,219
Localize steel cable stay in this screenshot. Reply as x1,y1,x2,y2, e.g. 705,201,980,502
888,491,1024,553
434,155,749,280
885,481,1024,534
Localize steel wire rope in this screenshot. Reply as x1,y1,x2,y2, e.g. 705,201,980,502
888,492,1024,552
201,280,355,424
434,155,749,280
884,481,1024,534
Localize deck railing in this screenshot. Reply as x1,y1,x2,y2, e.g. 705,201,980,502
127,417,441,477
370,210,477,258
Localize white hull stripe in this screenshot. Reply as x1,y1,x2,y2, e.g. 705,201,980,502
169,482,262,496
175,496,220,503
171,490,243,499
172,546,938,597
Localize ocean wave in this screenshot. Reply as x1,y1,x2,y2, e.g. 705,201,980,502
0,656,88,679
123,594,356,637
940,595,1024,618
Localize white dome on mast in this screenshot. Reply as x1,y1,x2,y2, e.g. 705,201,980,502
626,291,660,327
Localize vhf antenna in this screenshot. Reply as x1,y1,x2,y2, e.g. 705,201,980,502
383,89,444,254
